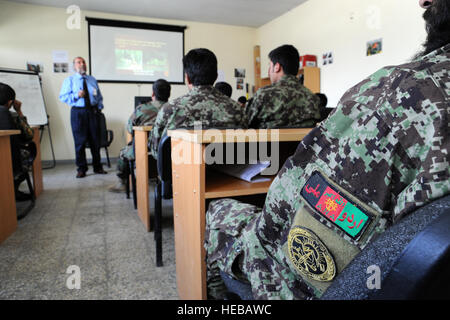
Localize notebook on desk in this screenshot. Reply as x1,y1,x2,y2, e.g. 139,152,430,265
211,161,271,183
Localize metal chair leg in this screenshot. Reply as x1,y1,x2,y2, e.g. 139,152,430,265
105,147,111,168
125,161,131,199
130,160,137,210
154,182,163,267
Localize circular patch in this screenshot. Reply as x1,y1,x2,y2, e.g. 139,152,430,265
288,226,336,282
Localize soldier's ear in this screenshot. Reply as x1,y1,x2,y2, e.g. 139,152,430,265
185,73,192,85
274,62,282,73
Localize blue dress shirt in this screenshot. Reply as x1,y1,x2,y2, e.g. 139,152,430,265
59,73,104,110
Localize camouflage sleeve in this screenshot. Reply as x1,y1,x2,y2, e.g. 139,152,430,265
148,104,177,159
127,107,140,134
12,113,34,142
245,90,263,128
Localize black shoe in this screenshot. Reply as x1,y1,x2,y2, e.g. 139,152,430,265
94,168,107,174
15,190,32,202
76,171,86,178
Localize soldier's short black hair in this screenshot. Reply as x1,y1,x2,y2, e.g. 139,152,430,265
421,0,450,55
238,96,247,104
183,48,218,86
268,45,300,76
0,82,15,106
153,79,171,102
214,82,232,97
315,93,328,109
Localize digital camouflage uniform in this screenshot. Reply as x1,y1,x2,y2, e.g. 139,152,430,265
10,111,34,176
149,86,247,158
205,44,450,300
116,101,163,181
246,74,321,128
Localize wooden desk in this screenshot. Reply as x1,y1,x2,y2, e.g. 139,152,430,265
168,128,312,299
0,130,20,244
133,126,153,231
31,126,43,197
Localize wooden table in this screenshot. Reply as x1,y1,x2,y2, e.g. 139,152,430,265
0,130,20,244
168,128,312,299
133,126,153,231
31,126,43,197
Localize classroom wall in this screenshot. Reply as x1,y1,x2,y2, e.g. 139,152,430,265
256,0,428,109
0,0,256,162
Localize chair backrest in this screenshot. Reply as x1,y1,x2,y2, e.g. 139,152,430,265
97,112,108,147
157,134,172,199
321,194,450,300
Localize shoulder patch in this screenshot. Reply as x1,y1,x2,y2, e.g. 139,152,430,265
288,226,336,282
301,171,373,240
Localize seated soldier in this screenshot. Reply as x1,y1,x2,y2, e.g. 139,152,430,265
0,83,34,200
315,93,333,124
237,96,247,108
149,48,247,159
245,44,321,128
108,79,171,193
205,0,450,300
214,81,233,98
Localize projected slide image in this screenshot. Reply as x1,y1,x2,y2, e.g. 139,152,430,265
90,23,184,82
143,50,169,77
115,49,143,72
115,36,170,77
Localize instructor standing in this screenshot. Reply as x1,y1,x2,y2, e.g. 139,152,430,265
59,56,107,178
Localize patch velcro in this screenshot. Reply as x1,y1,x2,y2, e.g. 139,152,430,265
301,172,373,240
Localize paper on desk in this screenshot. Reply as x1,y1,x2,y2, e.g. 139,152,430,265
212,161,272,183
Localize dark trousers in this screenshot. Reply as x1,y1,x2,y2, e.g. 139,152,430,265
70,107,102,173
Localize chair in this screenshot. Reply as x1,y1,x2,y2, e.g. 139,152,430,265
220,195,450,300
125,139,157,210
85,112,114,168
154,135,172,267
14,141,37,220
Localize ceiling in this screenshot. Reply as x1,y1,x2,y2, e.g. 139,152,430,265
9,0,309,28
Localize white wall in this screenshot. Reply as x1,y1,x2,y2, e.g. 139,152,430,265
256,0,428,109
0,0,256,161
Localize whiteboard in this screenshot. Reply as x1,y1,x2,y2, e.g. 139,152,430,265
0,68,48,126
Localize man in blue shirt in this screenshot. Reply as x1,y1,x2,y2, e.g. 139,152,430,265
59,57,107,178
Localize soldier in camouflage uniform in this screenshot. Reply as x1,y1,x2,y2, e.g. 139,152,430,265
108,79,171,193
149,48,247,159
0,82,35,200
246,45,320,129
205,0,450,300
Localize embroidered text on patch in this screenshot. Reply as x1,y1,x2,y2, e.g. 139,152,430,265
301,172,372,239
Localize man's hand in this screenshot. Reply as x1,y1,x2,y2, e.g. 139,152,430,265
12,100,24,117
78,90,86,98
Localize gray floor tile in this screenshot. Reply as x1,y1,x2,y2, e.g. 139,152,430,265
0,162,178,300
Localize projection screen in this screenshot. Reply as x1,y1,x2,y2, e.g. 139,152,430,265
87,18,186,84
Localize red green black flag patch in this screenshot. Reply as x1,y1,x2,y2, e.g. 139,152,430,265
301,172,372,240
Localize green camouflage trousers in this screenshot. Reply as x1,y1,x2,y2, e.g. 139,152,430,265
205,198,261,299
117,142,134,181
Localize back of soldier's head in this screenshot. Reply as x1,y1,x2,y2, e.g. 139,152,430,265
238,96,247,104
183,48,218,86
268,45,300,76
316,93,328,109
153,79,171,102
214,82,232,97
0,82,15,106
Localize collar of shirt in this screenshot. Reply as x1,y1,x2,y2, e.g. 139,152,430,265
190,85,215,95
276,74,299,86
74,72,88,80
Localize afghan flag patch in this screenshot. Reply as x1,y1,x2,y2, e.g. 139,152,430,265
301,172,372,240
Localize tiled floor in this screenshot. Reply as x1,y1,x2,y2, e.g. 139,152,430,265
0,162,178,300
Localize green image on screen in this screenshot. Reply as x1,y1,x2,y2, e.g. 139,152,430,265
116,49,143,71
